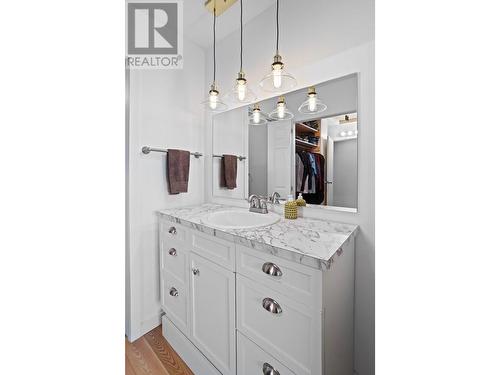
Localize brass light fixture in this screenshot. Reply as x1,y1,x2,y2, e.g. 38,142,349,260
259,0,297,92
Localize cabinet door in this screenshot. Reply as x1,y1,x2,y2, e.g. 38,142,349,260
189,253,236,375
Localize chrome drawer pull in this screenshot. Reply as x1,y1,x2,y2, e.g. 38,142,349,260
169,287,178,297
192,268,200,276
168,226,176,235
262,262,282,277
263,362,280,375
262,298,282,314
168,248,177,256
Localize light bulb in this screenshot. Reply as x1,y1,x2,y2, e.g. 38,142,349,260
237,81,246,101
253,109,261,124
277,102,285,118
209,91,218,109
272,67,282,88
308,94,317,112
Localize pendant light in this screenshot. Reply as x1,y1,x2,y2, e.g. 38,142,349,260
202,6,227,112
269,96,294,120
259,0,297,92
249,103,267,125
298,86,327,114
229,0,256,103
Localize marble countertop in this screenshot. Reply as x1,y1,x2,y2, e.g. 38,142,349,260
158,203,358,270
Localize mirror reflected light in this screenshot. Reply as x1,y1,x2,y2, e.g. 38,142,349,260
249,103,267,125
269,96,294,120
298,86,327,114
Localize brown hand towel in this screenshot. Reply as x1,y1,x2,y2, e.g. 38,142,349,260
167,149,190,194
220,154,237,189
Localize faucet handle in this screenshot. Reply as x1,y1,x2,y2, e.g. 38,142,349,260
248,194,259,208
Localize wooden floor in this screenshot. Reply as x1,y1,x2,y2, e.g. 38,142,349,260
126,325,194,375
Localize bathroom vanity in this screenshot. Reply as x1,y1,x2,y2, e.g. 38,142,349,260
158,203,358,375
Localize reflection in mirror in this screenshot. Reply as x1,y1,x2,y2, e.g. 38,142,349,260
248,74,358,211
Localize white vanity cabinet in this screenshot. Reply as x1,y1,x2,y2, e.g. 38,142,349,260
159,216,355,375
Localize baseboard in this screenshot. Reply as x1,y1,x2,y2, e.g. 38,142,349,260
142,312,162,334
126,311,162,342
162,315,221,375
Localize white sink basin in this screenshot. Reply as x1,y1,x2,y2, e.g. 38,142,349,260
200,210,281,230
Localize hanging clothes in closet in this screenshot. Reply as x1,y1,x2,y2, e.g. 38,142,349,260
296,151,325,205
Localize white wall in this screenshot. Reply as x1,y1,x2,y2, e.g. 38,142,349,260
126,40,205,341
203,1,374,372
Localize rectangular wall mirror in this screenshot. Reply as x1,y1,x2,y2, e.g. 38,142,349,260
213,73,358,213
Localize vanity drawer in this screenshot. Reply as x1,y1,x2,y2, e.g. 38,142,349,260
237,332,296,375
236,245,321,308
161,271,189,336
160,220,189,244
236,275,321,375
192,231,235,271
160,241,189,283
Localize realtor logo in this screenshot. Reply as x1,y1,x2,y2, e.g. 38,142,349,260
126,0,183,69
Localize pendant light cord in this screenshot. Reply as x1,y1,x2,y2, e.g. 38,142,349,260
213,7,216,84
276,0,279,54
240,0,243,72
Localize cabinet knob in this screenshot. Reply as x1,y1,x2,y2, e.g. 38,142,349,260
192,268,200,276
262,362,280,375
169,287,178,297
262,298,282,314
168,226,176,235
168,248,177,256
262,262,283,277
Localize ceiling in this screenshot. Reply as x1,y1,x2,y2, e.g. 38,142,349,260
184,0,275,49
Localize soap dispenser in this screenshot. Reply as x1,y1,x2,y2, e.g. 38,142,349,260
284,194,298,219
296,193,306,207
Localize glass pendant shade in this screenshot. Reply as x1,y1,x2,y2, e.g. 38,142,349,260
259,54,297,92
229,0,256,104
201,7,227,112
249,103,267,125
269,96,294,120
259,1,296,92
202,83,227,112
228,72,257,104
298,86,327,114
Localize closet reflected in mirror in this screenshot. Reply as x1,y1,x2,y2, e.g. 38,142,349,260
248,74,358,211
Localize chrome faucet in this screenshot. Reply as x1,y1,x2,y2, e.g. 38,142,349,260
270,191,281,204
248,194,268,214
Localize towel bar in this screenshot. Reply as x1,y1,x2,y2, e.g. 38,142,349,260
212,154,246,161
142,146,203,158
